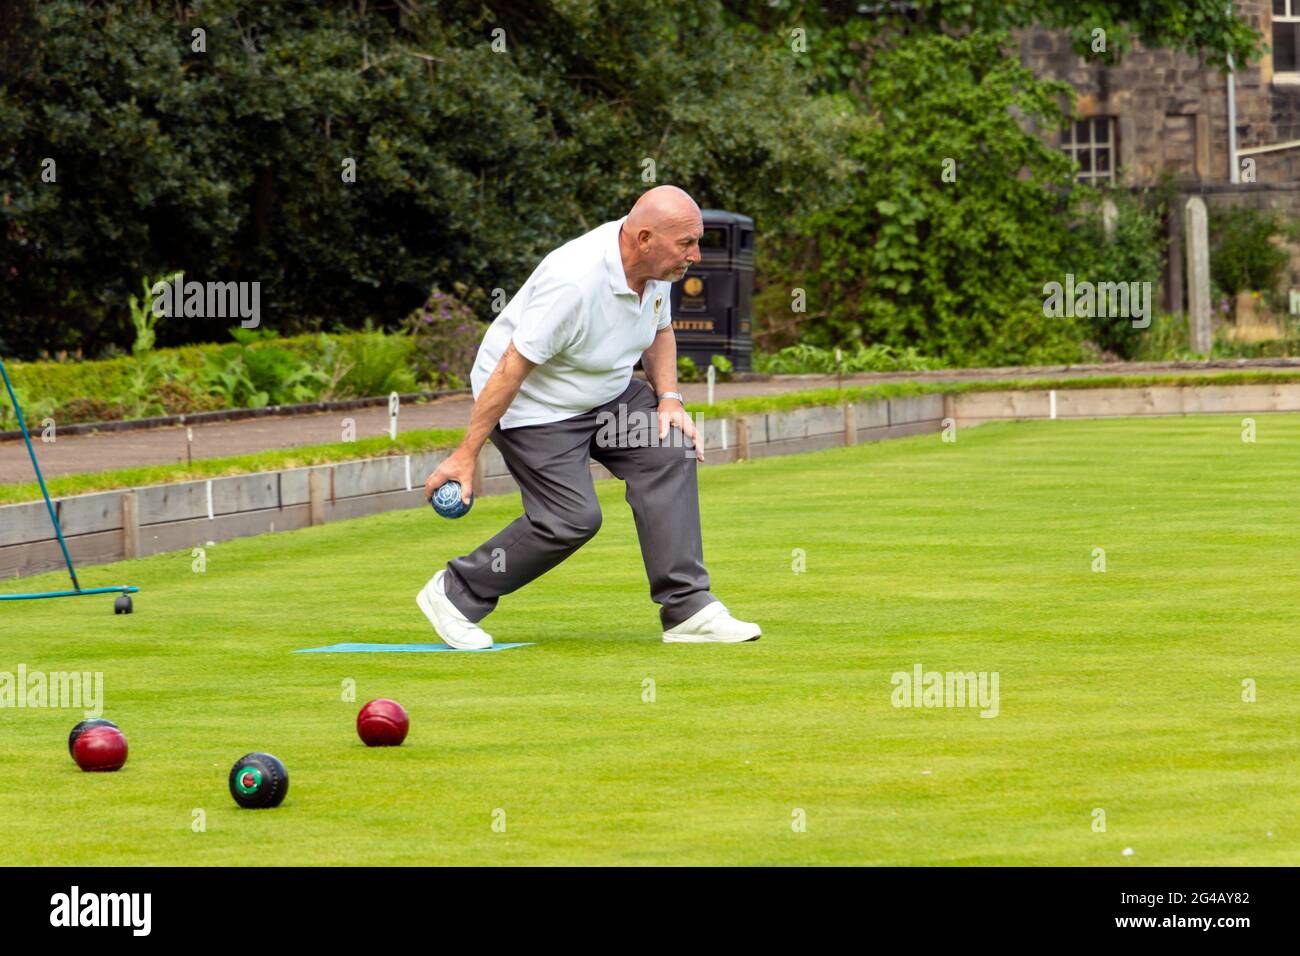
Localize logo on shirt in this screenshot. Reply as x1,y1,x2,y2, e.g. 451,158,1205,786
653,294,663,315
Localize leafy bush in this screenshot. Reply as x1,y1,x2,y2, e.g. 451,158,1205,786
2,332,330,418
196,329,340,408
338,324,417,399
122,353,184,419
311,333,355,402
1,328,414,426
0,380,56,432
127,272,181,356
153,379,224,415
199,349,269,410
52,397,127,423
754,343,940,374
226,329,331,405
1060,188,1169,360
675,354,738,383
1210,206,1292,297
1129,312,1196,361
753,31,1088,367
400,286,487,390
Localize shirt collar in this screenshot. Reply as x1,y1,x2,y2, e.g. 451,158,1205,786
606,216,637,297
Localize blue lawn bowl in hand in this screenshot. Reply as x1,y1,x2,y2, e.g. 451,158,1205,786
431,480,473,519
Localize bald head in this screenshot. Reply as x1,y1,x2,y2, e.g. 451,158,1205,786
626,185,701,235
618,185,704,291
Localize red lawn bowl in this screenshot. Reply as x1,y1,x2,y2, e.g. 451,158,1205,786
356,698,409,747
72,725,128,772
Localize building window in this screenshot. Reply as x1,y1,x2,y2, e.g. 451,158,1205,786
1061,116,1117,184
1277,0,1300,79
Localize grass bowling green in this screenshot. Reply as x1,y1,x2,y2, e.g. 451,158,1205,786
1,414,1297,864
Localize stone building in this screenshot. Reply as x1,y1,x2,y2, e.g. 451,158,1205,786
1017,0,1300,321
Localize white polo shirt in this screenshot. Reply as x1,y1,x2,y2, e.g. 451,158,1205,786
470,216,673,430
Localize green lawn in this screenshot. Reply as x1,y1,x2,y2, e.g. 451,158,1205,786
1,414,1297,865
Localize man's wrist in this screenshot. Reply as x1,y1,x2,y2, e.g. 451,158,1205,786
657,390,684,404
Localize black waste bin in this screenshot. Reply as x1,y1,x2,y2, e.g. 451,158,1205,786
669,209,754,373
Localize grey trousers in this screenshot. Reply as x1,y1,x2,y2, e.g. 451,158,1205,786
442,377,717,630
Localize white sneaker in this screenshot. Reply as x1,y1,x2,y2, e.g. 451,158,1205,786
416,570,494,650
662,601,761,644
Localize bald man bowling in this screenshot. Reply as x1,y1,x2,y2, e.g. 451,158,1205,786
417,186,762,648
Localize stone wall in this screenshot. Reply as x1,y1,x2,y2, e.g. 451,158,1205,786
1016,0,1300,186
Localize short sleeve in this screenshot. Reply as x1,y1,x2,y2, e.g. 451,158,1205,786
656,283,672,331
511,279,582,365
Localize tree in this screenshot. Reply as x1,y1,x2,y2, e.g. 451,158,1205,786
0,0,860,357
726,0,1266,363
723,0,1263,97
756,31,1093,364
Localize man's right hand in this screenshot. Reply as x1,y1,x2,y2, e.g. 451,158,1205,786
424,447,477,504
425,341,535,505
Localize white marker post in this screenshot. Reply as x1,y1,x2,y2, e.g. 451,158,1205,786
1049,390,1057,420
388,391,400,441
706,363,715,407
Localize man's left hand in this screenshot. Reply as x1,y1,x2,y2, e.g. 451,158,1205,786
657,399,704,462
